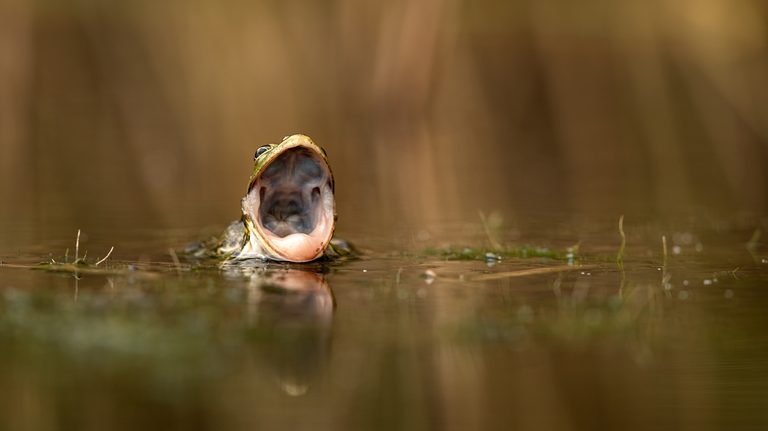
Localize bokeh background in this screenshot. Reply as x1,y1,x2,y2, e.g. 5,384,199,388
1,0,767,234
1,3,768,430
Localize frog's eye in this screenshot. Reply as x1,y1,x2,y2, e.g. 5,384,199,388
254,145,271,159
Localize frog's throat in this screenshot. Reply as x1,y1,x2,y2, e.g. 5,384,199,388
237,140,335,262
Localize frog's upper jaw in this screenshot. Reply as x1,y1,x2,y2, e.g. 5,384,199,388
239,137,335,262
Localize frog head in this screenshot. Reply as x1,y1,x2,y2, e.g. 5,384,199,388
239,134,336,262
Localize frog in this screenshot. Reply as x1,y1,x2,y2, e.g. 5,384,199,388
189,134,354,263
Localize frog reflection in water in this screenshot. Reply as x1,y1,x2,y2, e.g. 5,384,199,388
227,266,334,396
213,134,353,262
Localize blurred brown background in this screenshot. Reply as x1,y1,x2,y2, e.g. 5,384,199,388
1,0,767,233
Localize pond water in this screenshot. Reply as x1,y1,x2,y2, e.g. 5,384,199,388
0,214,767,430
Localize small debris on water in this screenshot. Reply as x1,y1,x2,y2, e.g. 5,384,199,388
683,280,689,286
695,243,703,252
423,269,437,284
762,258,767,264
362,269,367,273
485,252,500,267
484,252,500,262
672,245,681,255
566,245,578,265
703,279,713,286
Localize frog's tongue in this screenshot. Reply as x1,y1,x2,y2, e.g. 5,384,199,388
244,147,335,262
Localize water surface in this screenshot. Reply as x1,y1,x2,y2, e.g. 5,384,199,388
1,214,766,430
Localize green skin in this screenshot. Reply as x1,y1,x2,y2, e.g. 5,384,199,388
214,134,353,262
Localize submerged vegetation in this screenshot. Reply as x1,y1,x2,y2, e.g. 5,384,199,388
421,212,579,263
422,245,575,262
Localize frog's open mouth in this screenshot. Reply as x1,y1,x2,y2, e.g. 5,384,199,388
243,145,335,262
